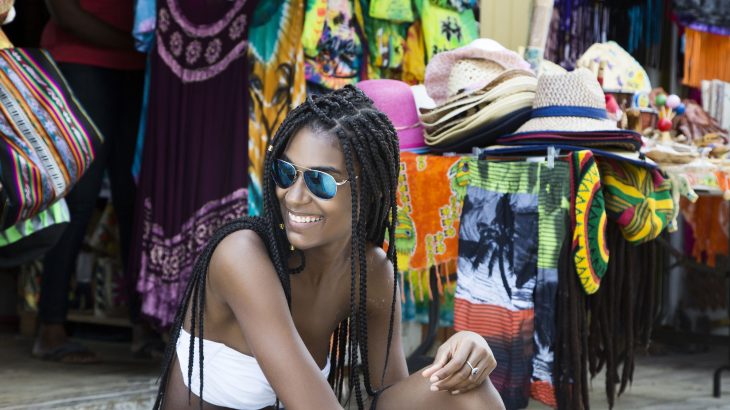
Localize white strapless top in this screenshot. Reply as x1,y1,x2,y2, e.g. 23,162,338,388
176,328,331,409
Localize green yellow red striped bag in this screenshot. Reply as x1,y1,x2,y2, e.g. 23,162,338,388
0,48,101,229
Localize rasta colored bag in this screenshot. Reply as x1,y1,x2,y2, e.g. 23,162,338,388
0,48,101,229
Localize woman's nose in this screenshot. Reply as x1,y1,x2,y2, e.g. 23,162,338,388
286,171,310,203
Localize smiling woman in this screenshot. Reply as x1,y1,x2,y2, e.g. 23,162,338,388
153,85,505,410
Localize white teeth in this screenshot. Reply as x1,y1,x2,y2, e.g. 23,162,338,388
289,212,323,224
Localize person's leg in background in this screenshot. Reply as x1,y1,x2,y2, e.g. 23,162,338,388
33,63,116,363
107,68,163,357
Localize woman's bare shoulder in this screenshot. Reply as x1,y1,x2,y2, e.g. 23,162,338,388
208,229,279,298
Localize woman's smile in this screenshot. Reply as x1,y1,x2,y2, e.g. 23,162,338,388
286,208,324,229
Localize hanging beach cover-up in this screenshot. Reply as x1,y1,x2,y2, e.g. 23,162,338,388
247,0,306,216
364,0,412,76
130,0,255,327
454,159,570,409
421,0,477,61
396,153,469,325
302,0,365,89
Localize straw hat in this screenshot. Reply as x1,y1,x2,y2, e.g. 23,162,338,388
428,108,533,153
420,69,536,128
356,79,426,151
499,68,642,150
515,68,619,133
425,91,535,146
425,38,532,105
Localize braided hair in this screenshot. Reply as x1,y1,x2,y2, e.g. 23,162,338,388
153,85,400,410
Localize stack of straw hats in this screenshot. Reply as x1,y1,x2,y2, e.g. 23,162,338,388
420,39,537,153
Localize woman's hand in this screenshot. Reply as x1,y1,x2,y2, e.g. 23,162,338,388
421,331,496,394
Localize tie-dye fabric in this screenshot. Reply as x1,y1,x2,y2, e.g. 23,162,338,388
429,0,477,12
369,0,414,22
421,0,478,61
397,153,469,325
133,0,157,52
302,0,365,89
455,159,570,409
247,0,306,216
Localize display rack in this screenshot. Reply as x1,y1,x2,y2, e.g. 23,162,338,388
654,190,730,398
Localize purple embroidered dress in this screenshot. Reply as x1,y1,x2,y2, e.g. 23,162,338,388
130,0,255,327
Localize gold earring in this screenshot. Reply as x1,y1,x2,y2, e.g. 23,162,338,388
267,145,273,152
279,223,285,230
290,244,295,251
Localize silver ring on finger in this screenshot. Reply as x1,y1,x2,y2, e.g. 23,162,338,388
466,360,479,377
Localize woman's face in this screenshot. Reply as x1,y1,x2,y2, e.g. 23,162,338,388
275,127,354,251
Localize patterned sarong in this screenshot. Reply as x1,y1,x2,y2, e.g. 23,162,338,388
396,153,469,325
247,0,306,216
454,159,570,409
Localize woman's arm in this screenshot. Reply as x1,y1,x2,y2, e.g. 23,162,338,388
45,0,135,50
366,249,409,390
208,231,342,410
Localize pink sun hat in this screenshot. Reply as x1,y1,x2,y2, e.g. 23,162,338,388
357,79,427,151
425,38,532,105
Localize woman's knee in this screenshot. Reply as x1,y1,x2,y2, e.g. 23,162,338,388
451,378,505,410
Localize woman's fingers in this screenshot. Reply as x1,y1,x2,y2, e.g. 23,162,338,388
422,345,452,380
448,355,491,394
431,349,471,391
432,350,484,392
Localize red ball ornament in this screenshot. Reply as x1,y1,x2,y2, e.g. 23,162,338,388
657,118,672,131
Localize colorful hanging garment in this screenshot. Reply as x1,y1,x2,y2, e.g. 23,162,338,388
133,0,157,52
402,20,426,84
570,151,609,295
597,158,673,244
428,0,477,12
681,195,729,267
369,0,414,22
396,153,469,325
247,0,306,216
421,0,477,61
683,28,730,88
130,0,254,327
302,0,365,89
454,159,570,409
360,4,408,78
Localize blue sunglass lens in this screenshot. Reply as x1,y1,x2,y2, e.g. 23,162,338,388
304,170,338,199
273,160,297,188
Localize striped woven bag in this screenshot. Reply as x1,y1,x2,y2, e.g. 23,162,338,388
0,48,101,229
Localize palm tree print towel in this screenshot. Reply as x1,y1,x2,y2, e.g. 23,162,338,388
454,159,570,409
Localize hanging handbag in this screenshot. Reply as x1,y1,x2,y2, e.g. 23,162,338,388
0,47,102,229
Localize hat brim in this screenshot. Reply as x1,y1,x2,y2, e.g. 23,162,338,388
420,73,537,128
426,92,535,145
429,108,533,153
512,115,619,134
480,144,658,169
497,130,643,152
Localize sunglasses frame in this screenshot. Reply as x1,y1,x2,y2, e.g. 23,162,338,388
273,158,356,200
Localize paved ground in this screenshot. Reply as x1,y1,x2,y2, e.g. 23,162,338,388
1,332,729,409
